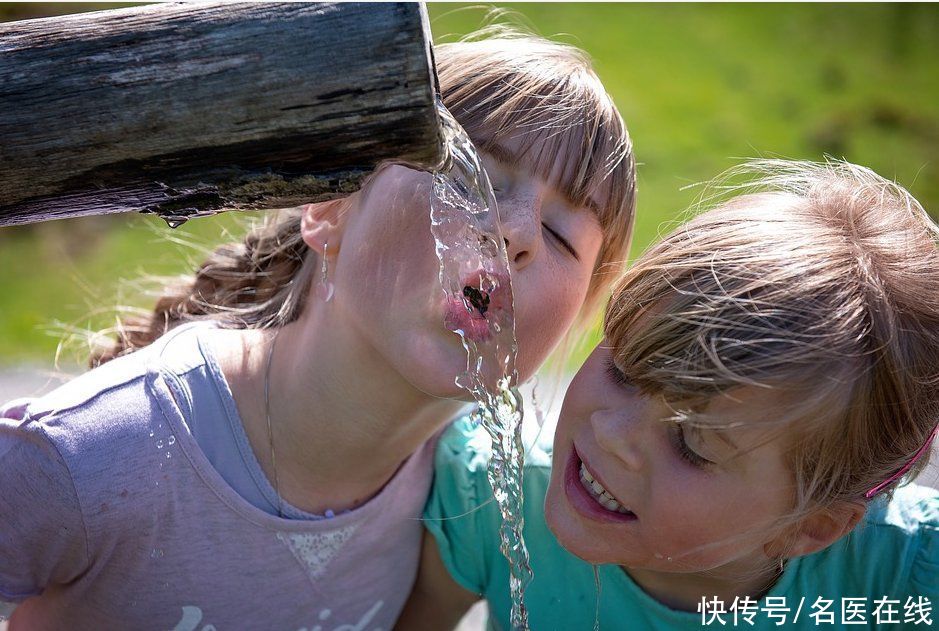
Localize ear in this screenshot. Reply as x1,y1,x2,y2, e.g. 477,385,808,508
300,199,347,255
765,501,867,560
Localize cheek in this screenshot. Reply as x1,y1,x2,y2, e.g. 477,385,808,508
556,353,608,426
513,316,567,381
648,475,780,564
358,169,434,244
342,181,439,290
513,271,589,369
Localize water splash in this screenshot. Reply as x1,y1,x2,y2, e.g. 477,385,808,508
430,97,532,630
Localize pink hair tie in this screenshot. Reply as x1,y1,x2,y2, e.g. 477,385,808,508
865,424,939,500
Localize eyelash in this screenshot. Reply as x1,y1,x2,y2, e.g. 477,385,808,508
605,357,632,387
542,224,579,260
671,423,713,469
605,357,711,469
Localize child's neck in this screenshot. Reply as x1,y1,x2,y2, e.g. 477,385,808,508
623,559,782,614
218,316,465,516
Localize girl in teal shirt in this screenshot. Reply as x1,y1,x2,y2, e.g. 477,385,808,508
401,159,939,630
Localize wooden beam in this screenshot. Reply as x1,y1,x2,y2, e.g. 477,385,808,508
0,2,442,227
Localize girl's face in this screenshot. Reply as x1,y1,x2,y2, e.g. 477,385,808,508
329,147,603,400
545,343,797,578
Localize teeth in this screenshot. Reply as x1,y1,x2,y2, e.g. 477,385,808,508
579,462,632,515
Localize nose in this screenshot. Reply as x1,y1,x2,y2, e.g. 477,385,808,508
591,409,644,472
499,184,543,270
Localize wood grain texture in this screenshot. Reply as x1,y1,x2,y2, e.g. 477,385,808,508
0,2,443,226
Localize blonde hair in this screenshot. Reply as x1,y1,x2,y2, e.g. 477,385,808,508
90,32,636,366
605,158,939,551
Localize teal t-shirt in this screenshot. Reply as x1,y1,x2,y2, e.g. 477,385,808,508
424,418,939,630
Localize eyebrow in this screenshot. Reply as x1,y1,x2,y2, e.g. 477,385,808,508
485,142,602,215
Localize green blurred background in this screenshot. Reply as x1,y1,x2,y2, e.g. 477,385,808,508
2,3,938,369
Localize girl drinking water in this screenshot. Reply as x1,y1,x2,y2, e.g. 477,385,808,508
407,159,939,630
0,34,636,630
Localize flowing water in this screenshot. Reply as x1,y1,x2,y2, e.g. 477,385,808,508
430,98,532,630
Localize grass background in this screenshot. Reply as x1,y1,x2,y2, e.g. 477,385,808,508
1,3,938,368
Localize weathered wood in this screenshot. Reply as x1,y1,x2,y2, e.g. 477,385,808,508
0,2,443,227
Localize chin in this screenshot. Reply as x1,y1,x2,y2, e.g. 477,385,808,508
403,364,464,400
543,479,606,565
544,500,613,565
413,330,524,399
418,379,477,403
546,468,651,567
394,342,477,401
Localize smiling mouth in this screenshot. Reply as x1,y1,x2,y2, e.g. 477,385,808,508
579,462,634,515
565,448,638,523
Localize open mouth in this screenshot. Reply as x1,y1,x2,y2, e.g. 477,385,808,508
443,270,510,342
463,285,490,315
464,269,510,314
565,447,638,523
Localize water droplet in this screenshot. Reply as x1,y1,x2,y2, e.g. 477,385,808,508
166,452,172,459
156,439,164,449
167,435,176,446
148,430,155,438
162,216,188,229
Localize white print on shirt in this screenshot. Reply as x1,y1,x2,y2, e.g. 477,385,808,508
172,601,385,631
277,525,360,580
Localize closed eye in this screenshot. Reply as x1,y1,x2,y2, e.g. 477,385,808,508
671,422,714,469
543,223,579,261
605,356,632,387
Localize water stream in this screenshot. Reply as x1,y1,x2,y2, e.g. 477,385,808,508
430,98,533,631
